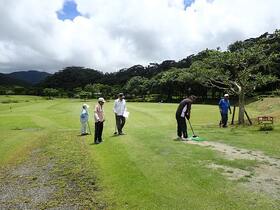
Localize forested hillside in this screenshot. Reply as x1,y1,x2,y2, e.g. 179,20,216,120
1,30,279,102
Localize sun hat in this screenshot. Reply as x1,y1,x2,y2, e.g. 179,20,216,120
98,97,106,103
83,103,89,108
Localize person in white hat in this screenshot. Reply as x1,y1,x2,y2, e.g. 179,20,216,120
80,104,89,135
218,94,232,128
94,98,106,144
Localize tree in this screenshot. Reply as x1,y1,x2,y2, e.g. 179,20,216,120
13,86,26,95
0,86,7,95
190,48,277,124
43,88,59,99
152,68,197,101
125,76,150,98
84,83,112,98
79,91,91,101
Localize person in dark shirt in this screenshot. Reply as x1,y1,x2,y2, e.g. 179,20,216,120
175,95,197,140
219,94,232,128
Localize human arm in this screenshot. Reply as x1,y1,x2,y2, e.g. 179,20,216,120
113,100,117,114
185,102,191,120
218,99,223,113
94,105,100,121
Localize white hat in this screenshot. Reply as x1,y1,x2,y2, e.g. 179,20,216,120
82,103,89,109
98,97,106,103
224,94,229,97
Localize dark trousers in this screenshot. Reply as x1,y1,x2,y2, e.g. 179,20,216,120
176,115,187,138
94,121,103,143
220,113,228,127
116,115,126,134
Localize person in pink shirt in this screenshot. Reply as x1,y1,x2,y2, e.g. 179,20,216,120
94,97,106,144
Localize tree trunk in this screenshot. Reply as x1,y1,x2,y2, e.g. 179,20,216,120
238,89,245,124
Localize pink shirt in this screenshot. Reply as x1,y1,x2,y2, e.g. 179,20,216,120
94,104,105,122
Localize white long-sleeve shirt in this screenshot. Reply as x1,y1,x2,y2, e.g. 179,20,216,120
113,99,126,116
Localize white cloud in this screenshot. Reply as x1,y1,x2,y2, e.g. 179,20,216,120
0,0,280,73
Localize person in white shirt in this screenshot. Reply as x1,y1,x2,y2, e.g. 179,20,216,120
113,93,127,135
80,104,89,135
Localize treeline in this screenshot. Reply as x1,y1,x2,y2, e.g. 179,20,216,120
1,30,280,102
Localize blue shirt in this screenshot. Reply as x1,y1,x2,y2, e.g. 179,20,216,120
80,108,89,123
219,98,230,114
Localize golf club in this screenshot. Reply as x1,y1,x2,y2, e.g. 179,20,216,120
114,123,118,135
87,120,92,135
187,119,197,138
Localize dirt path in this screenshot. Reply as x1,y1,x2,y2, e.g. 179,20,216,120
0,137,106,210
185,140,280,200
0,149,57,209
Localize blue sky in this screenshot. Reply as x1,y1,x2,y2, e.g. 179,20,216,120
184,0,195,8
57,0,195,21
57,0,81,21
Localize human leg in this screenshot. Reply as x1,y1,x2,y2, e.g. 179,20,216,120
116,115,122,134
81,122,87,134
94,122,99,143
120,116,126,134
98,122,104,142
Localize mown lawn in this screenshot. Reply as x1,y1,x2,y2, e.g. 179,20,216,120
0,95,279,209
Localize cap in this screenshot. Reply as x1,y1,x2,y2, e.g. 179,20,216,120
224,94,229,97
118,93,125,98
98,97,106,103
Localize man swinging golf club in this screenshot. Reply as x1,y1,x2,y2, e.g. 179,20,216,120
113,93,127,135
175,95,197,141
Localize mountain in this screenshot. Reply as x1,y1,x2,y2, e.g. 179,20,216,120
7,70,52,85
41,67,103,90
0,73,30,87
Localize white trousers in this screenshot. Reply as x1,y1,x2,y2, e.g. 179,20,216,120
81,122,87,134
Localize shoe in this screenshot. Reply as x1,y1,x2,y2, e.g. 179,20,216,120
181,137,187,141
94,141,100,144
186,137,192,141
119,132,125,135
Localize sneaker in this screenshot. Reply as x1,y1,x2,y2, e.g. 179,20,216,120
119,132,125,135
181,137,187,141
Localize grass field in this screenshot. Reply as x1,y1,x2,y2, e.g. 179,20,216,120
0,95,280,209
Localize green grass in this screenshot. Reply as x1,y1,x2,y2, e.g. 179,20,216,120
0,95,279,209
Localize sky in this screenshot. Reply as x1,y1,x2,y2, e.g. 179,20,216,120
0,0,280,73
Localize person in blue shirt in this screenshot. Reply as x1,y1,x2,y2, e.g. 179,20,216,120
80,104,89,135
219,94,232,128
